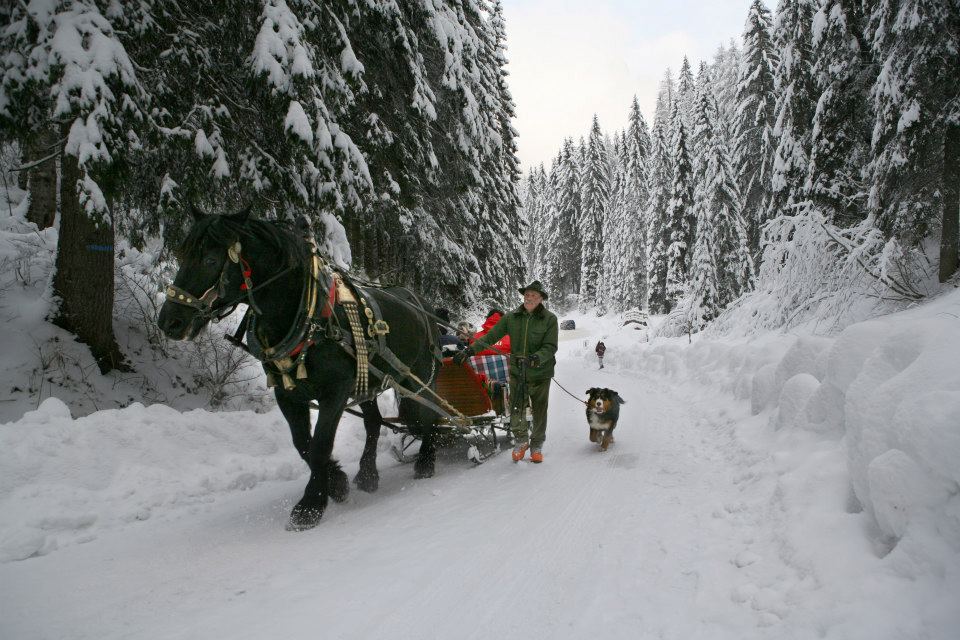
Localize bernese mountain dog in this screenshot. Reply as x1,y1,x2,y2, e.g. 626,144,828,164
585,387,625,451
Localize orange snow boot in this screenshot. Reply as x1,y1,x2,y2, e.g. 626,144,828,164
512,442,529,462
530,448,543,464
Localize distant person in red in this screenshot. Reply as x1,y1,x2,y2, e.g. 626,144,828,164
595,340,606,369
471,308,511,356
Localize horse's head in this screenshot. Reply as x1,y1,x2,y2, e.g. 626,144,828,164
158,206,252,340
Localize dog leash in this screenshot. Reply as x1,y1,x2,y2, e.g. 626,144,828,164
551,377,587,406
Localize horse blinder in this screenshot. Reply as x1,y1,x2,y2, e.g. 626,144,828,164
166,241,243,317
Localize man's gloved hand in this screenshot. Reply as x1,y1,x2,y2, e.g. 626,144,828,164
528,353,541,368
452,349,473,366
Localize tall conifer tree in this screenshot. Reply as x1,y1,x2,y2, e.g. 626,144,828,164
733,0,778,252
806,0,873,227
666,103,694,308
869,0,960,281
579,115,610,311
766,0,818,221
646,73,676,314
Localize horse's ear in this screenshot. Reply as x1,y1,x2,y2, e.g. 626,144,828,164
188,202,206,221
229,203,253,224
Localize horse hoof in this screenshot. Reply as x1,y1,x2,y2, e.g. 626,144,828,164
413,463,435,479
354,470,379,493
286,503,323,531
328,467,350,503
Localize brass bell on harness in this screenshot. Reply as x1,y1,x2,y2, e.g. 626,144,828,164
368,319,390,337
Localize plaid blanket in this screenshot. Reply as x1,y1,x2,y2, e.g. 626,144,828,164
468,354,509,384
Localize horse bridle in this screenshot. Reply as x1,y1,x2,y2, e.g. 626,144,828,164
164,242,244,321
166,238,308,322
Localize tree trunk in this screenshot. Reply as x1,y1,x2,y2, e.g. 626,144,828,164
940,124,960,283
25,128,59,229
17,138,28,190
52,139,128,374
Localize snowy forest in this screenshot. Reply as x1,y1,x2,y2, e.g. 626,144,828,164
1,0,524,373
1,1,960,638
522,0,959,335
2,0,958,374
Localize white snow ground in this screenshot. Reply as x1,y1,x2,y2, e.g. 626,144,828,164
2,297,959,640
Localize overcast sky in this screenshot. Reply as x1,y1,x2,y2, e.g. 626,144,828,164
502,0,770,171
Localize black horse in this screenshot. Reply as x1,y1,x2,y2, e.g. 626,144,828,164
157,208,441,530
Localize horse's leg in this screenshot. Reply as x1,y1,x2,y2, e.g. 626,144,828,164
275,388,311,463
414,426,437,479
288,385,351,531
400,395,437,479
355,400,381,492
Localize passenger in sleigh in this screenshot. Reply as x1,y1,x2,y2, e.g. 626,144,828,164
470,308,511,358
465,309,511,412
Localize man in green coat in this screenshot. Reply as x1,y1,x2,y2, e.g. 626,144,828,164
454,281,559,463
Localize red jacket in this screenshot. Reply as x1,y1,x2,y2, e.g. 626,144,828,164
471,313,511,356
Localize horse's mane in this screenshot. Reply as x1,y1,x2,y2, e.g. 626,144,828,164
176,215,308,269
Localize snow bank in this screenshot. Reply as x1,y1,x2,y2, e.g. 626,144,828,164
0,399,303,563
596,289,960,572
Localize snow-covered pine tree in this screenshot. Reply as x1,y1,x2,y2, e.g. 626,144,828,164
766,0,818,223
688,204,721,329
690,63,716,179
576,135,588,226
711,39,742,143
602,131,630,313
554,137,583,298
471,0,526,302
805,0,873,228
621,97,652,310
733,0,779,254
532,165,552,280
868,0,960,282
3,0,529,319
539,154,564,295
665,103,694,308
692,76,754,306
676,56,697,135
646,72,676,314
1,0,150,372
579,115,611,312
522,168,542,273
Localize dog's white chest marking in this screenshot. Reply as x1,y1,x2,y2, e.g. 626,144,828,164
589,411,612,431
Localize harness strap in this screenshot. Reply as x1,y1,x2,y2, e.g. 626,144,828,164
263,252,325,390
357,286,390,354
338,342,468,428
328,273,366,396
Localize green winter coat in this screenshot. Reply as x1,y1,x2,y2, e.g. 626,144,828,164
471,303,559,382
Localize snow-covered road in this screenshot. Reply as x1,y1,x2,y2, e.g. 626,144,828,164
0,358,806,640
2,317,958,640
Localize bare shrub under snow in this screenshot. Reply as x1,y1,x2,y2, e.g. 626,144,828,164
705,208,936,337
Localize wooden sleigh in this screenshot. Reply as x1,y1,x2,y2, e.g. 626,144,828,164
347,355,523,464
